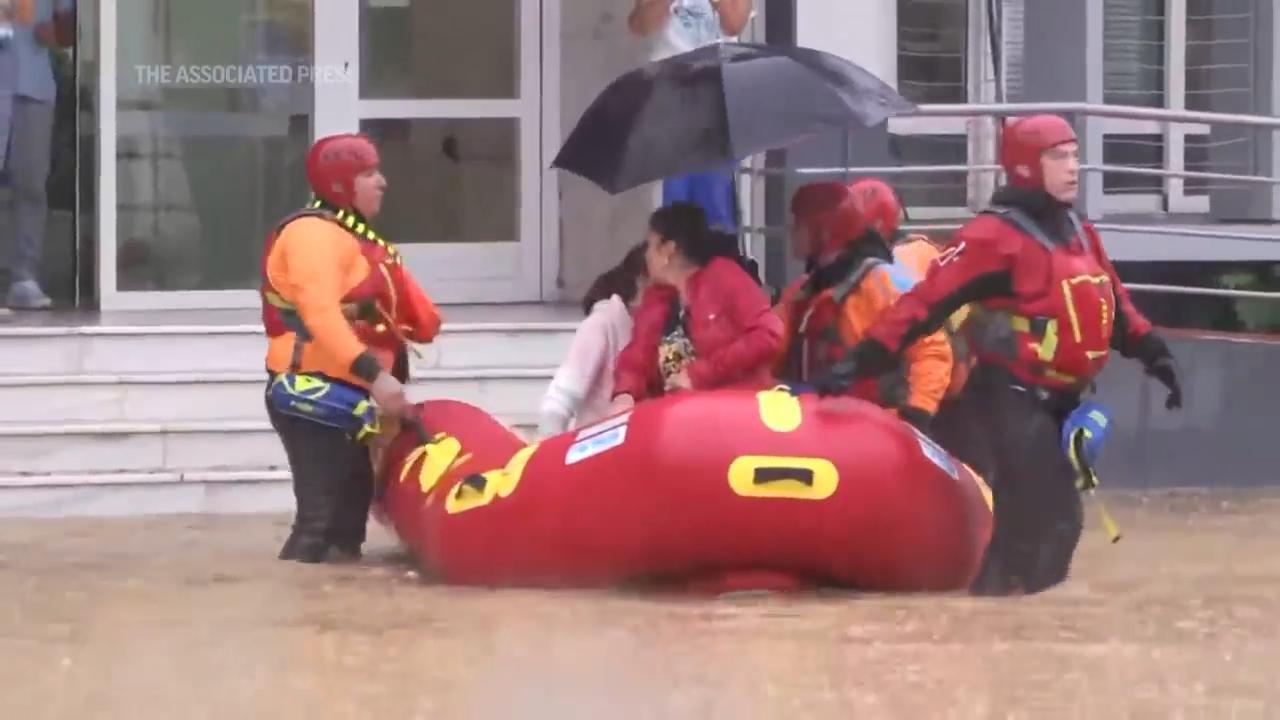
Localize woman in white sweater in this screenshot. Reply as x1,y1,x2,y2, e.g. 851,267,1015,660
538,244,648,437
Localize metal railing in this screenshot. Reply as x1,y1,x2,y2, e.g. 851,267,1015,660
745,163,1280,187
738,102,1280,303
903,101,1280,128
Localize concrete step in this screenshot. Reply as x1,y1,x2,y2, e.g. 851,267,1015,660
0,417,538,476
0,421,287,475
0,470,296,518
0,468,292,488
0,368,554,425
0,417,539,518
0,320,577,376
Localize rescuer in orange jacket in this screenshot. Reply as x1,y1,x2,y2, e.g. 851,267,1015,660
892,234,938,279
858,178,974,399
813,115,1183,596
876,181,941,279
774,180,953,431
261,133,442,564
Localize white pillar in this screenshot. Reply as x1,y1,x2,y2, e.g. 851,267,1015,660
780,0,899,284
795,0,896,84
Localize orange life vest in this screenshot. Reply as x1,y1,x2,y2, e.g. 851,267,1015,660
781,258,910,407
260,201,406,368
894,234,972,398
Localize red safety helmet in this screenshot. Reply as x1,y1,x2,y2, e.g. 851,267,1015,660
305,133,380,208
846,178,904,242
790,182,866,259
1000,114,1078,189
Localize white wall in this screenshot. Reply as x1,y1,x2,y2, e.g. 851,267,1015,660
795,0,896,85
555,0,657,303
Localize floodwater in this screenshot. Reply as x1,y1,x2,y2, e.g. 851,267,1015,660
2,491,1279,720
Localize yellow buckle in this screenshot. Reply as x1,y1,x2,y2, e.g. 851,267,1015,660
1009,314,1059,363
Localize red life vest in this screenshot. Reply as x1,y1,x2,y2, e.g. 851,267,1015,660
782,258,908,407
260,202,405,363
964,206,1116,390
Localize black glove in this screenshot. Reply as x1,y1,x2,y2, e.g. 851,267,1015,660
343,300,382,324
1146,357,1182,410
812,339,897,398
897,405,933,433
813,355,860,397
1134,333,1182,411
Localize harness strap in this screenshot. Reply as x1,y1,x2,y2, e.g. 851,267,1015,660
830,257,885,306
983,204,1090,254
323,200,403,265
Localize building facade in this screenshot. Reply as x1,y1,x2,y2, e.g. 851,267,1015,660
48,0,1280,313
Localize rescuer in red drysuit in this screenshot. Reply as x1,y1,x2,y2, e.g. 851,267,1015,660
812,114,1183,596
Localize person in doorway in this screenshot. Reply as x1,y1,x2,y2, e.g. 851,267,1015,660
812,114,1183,596
610,202,781,411
261,133,441,564
627,0,754,231
0,0,74,309
774,180,952,431
538,242,648,437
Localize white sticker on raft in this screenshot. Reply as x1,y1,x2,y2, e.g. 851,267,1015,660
565,424,628,466
574,411,632,442
911,426,959,480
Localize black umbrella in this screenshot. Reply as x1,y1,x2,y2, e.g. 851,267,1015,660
552,42,917,194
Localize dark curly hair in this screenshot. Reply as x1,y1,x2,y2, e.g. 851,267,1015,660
581,241,648,315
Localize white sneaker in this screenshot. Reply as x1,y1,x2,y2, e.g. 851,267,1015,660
7,279,53,310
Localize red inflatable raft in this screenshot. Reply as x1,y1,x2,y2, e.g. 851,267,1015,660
375,388,994,593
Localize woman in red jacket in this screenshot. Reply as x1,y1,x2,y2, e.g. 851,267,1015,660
610,203,783,412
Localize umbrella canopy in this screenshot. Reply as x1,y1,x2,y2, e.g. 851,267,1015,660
553,42,917,194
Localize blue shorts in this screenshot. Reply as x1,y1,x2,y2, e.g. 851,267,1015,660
662,167,738,231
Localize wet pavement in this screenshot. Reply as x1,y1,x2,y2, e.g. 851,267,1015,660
3,489,1279,719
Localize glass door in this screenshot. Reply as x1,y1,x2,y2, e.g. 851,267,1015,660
97,0,316,310
315,0,545,304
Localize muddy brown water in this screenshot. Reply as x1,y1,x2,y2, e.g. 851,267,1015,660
2,490,1279,719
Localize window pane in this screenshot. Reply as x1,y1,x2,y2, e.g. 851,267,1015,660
361,118,518,244
888,134,968,208
1102,134,1164,193
360,0,519,100
1001,0,1025,99
115,0,314,291
1103,0,1165,107
896,0,967,104
1184,0,1254,112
